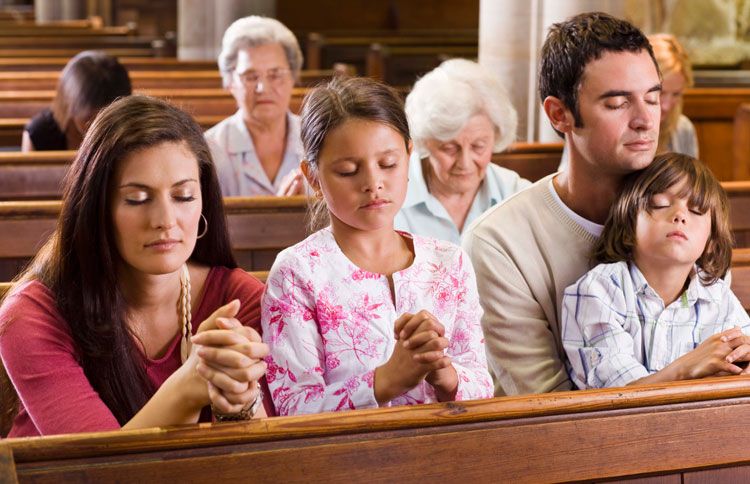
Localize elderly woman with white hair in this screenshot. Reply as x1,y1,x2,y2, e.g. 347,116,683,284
394,59,530,244
205,16,305,196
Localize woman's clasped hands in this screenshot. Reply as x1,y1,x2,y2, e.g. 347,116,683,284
375,310,458,404
190,300,269,417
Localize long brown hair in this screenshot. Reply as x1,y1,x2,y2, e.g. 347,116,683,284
595,152,732,284
1,96,236,428
52,50,132,134
299,77,410,230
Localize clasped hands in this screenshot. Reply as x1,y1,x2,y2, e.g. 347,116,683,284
375,310,458,404
673,326,750,380
189,300,269,416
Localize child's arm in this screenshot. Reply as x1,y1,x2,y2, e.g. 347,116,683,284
627,285,750,385
628,326,746,385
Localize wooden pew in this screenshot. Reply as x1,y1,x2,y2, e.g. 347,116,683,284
723,181,750,247
684,87,750,181
0,87,310,119
0,57,218,72
0,197,308,280
305,31,477,73
0,66,354,91
366,44,478,86
0,24,133,36
0,143,561,200
0,47,159,58
491,142,561,182
2,377,750,482
0,117,223,149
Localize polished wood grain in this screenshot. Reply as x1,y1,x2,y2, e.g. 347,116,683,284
3,378,750,482
0,87,309,119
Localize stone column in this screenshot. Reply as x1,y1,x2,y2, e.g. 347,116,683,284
480,0,643,142
61,0,87,20
178,0,277,61
34,0,61,22
479,0,537,141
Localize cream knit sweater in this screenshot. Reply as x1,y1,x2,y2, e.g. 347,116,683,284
463,174,598,396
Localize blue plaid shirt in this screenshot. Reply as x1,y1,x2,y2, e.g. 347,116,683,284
562,261,750,389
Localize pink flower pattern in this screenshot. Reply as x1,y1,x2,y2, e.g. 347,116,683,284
261,228,493,416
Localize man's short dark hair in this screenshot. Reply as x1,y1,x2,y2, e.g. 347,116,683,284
538,12,657,136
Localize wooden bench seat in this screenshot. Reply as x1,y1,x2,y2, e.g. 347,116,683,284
0,66,354,91
0,56,218,72
305,31,477,72
2,377,750,482
0,47,159,58
366,44,478,86
0,143,561,200
0,87,309,119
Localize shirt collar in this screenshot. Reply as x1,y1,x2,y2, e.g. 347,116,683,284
403,151,431,209
402,151,498,210
628,261,722,306
224,111,303,159
225,111,254,156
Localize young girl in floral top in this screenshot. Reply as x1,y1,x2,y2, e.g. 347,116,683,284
261,77,493,415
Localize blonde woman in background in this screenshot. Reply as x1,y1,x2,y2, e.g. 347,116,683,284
649,33,698,158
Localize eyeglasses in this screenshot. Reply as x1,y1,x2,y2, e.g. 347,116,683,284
233,68,292,89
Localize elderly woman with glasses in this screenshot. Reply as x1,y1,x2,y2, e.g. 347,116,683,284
205,16,305,197
394,59,530,244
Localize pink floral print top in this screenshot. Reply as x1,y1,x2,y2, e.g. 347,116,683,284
261,227,493,416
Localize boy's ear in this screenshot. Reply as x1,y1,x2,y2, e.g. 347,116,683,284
543,96,575,134
300,160,320,193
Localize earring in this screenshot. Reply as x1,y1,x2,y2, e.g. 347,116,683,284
196,213,208,239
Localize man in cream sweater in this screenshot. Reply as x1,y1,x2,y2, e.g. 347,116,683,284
463,12,662,396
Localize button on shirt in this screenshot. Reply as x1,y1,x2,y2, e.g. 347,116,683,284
205,111,304,196
394,152,531,244
562,261,750,389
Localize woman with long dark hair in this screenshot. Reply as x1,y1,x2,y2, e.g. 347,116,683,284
22,50,132,152
0,95,268,437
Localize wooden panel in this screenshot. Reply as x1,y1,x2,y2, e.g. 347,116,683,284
0,87,308,119
693,120,734,181
6,379,750,483
0,68,352,91
684,87,750,181
0,444,18,484
684,465,750,483
0,57,217,72
279,0,479,31
606,476,681,484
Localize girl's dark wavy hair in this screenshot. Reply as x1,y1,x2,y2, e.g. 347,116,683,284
595,152,732,285
1,96,236,428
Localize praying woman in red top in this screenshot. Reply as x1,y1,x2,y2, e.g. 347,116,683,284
0,96,269,437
